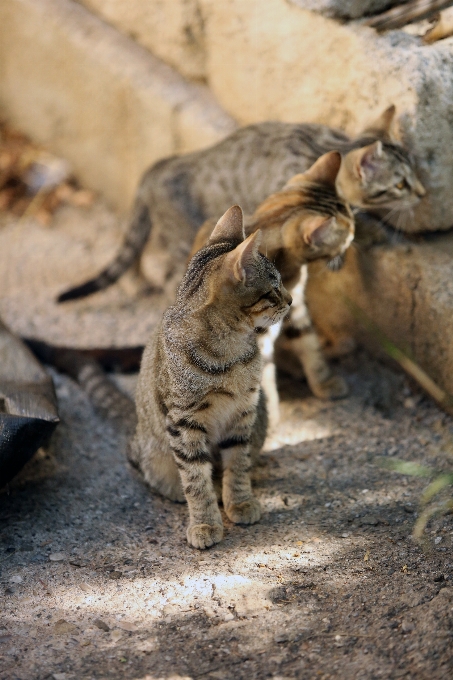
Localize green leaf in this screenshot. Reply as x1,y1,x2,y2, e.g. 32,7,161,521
378,458,433,478
421,474,453,504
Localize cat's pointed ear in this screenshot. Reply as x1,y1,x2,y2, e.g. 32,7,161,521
227,230,262,283
362,104,396,139
355,140,384,181
208,205,244,243
304,151,342,187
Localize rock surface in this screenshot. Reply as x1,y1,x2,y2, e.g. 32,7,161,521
0,0,236,212
306,232,453,396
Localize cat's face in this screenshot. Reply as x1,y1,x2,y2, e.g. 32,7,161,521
232,251,293,331
338,106,425,214
196,207,292,330
346,140,425,211
251,152,355,274
293,209,355,271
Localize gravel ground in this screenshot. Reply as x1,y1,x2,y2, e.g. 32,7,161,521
1,204,453,680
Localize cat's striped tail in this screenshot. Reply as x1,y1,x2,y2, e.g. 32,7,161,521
26,340,137,437
57,200,151,303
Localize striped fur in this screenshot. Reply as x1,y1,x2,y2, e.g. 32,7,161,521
56,106,424,304
130,206,291,549
191,154,355,417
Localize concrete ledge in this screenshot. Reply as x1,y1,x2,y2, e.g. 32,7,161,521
0,0,236,211
306,233,453,395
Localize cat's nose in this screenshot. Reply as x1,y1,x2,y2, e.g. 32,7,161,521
286,294,292,306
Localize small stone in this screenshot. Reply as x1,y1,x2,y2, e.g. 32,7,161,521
360,515,379,526
117,620,137,631
401,621,415,633
79,582,92,593
223,612,235,622
137,636,158,653
49,553,66,562
94,619,109,632
111,629,123,642
109,571,122,580
5,587,16,595
52,674,67,680
434,536,442,545
341,533,350,538
274,633,289,643
54,619,77,635
10,575,23,583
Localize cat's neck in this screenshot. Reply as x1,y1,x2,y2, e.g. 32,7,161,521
174,300,258,367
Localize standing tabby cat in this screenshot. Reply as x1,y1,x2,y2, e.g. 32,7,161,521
58,105,424,306
129,206,291,549
190,152,354,416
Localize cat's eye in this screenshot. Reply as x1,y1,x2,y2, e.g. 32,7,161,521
396,180,407,190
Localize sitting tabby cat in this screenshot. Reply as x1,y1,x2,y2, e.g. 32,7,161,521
129,206,292,549
58,105,424,307
190,152,354,418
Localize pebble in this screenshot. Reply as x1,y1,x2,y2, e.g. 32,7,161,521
274,633,290,643
54,619,78,635
79,582,92,593
360,515,379,526
49,553,66,562
10,575,23,583
117,620,137,631
5,587,16,595
52,674,67,680
401,621,415,633
434,536,442,545
109,571,122,580
94,619,110,632
111,629,123,642
137,637,158,653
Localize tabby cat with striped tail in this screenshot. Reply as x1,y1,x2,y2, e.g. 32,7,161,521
129,206,291,549
190,152,354,419
57,105,424,307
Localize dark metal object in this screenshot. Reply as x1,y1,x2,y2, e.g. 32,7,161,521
0,320,59,487
365,0,453,31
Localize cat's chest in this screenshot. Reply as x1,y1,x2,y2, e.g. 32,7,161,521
204,392,258,443
197,368,261,442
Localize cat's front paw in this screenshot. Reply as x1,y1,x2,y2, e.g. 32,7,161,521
187,523,223,550
311,374,349,400
226,498,261,525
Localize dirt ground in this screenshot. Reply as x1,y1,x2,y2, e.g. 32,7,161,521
1,203,453,680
